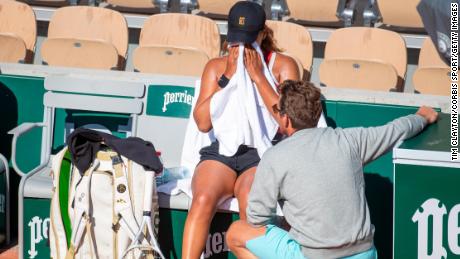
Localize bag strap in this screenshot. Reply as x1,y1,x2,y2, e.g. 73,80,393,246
58,149,74,248
111,154,140,240
67,160,99,258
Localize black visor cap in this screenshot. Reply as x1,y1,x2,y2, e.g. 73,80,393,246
227,1,266,44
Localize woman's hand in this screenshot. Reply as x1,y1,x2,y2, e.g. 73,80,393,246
224,46,239,78
244,47,264,84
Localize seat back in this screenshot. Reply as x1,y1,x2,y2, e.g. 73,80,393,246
195,0,239,17
413,38,450,96
320,27,406,91
46,6,128,60
319,59,398,91
0,34,27,63
266,20,313,79
41,38,119,70
139,13,220,59
133,45,209,76
0,0,36,63
377,0,423,29
285,0,340,23
418,38,449,69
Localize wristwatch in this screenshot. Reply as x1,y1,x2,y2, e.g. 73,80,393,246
218,74,230,88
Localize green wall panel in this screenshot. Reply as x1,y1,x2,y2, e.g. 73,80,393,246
159,209,238,259
0,75,44,173
52,109,130,152
23,198,51,259
323,100,338,127
400,113,451,152
335,101,419,181
394,164,460,259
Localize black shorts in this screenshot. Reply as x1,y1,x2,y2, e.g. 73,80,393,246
199,141,260,175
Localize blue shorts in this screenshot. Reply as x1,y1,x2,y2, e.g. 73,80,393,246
245,225,378,259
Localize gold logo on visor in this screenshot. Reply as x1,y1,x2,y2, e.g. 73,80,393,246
239,17,245,25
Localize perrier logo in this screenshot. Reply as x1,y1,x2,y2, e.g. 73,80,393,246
147,85,195,119
162,90,193,112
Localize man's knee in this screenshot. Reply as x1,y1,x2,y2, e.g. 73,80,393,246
226,220,247,249
227,220,264,249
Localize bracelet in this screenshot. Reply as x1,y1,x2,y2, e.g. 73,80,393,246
217,74,230,88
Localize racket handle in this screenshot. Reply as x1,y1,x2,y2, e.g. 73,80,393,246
143,170,155,213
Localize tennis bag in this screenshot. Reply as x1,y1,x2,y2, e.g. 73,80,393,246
49,147,165,259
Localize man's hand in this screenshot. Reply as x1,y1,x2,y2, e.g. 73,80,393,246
244,47,264,84
224,46,238,78
416,106,438,124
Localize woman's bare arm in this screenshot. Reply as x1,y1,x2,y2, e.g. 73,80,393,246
193,47,239,132
244,49,300,125
193,59,220,132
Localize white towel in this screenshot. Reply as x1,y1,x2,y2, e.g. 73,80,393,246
180,80,215,173
210,43,278,157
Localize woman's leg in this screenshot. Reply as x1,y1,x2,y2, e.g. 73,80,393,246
182,160,237,259
234,167,256,220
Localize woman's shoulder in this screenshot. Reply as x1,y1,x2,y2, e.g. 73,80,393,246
203,56,227,74
272,52,301,78
274,52,298,67
207,56,227,66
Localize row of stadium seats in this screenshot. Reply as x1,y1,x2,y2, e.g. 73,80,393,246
0,1,448,96
17,0,425,31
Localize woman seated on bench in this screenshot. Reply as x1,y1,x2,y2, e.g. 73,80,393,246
181,2,300,259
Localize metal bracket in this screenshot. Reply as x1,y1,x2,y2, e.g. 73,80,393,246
363,0,380,27
154,0,169,13
270,0,289,21
8,123,46,177
87,0,99,6
337,0,357,27
179,0,198,13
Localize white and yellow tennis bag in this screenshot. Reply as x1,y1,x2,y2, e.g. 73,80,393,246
49,147,164,259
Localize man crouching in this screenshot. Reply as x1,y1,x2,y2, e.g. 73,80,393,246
226,80,438,259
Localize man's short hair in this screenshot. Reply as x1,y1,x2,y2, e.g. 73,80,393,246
279,80,323,130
